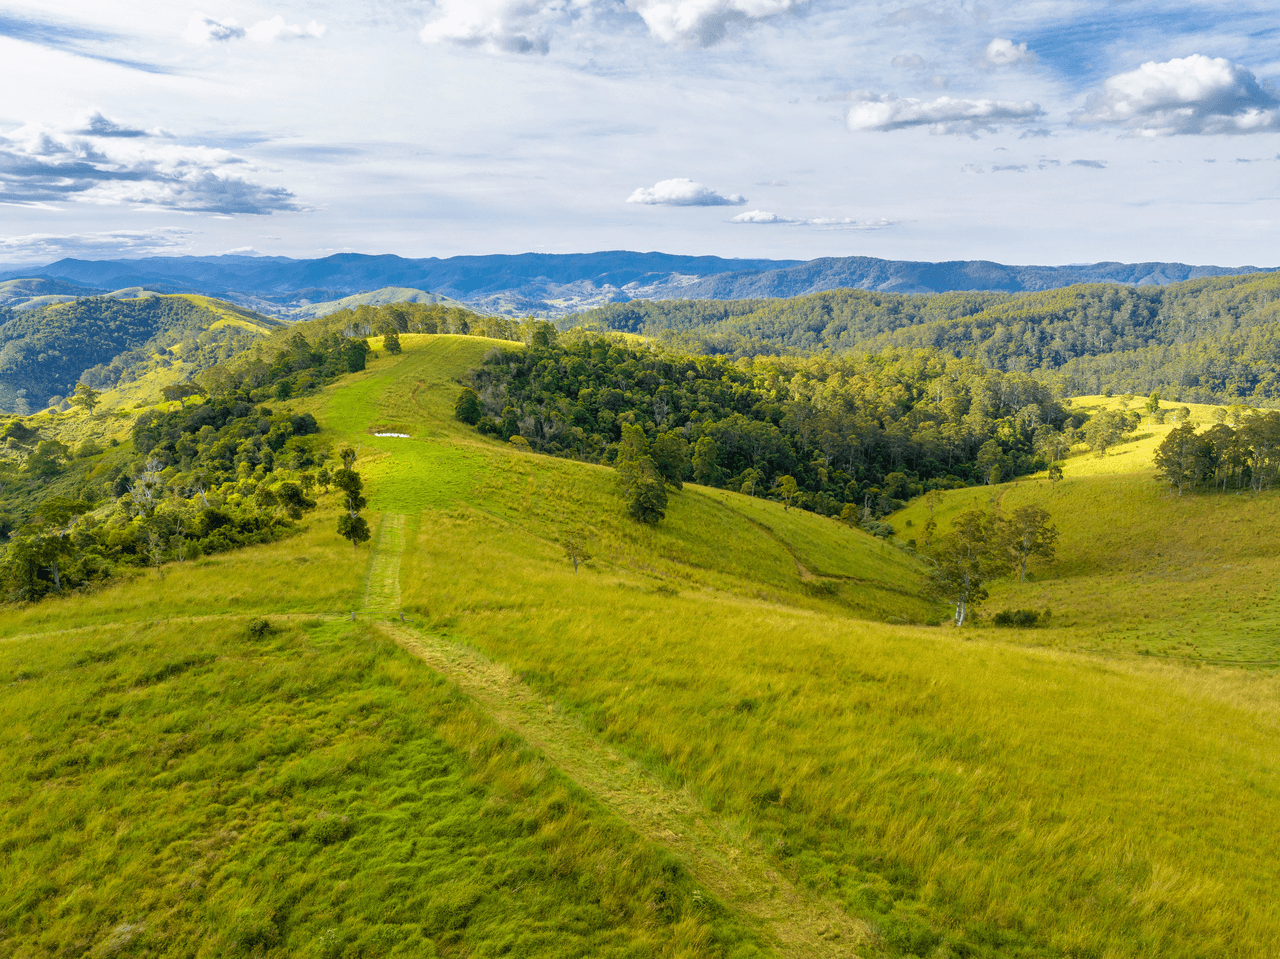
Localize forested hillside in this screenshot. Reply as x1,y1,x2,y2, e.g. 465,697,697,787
460,331,1075,521
570,272,1280,404
0,295,281,414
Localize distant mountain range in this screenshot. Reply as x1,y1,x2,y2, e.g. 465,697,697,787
1,251,1276,317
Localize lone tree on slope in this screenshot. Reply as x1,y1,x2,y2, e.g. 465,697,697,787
1003,504,1058,583
927,510,1009,627
70,382,100,416
333,453,371,548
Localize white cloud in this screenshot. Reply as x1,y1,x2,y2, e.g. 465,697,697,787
0,229,196,263
1075,55,1280,136
845,92,1042,134
731,209,792,222
419,0,804,53
628,178,745,205
627,0,807,46
0,115,304,215
185,13,324,44
184,14,246,43
892,53,924,70
730,210,893,228
418,0,578,54
247,16,327,41
982,38,1033,68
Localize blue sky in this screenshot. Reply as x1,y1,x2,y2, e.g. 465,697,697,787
0,0,1278,266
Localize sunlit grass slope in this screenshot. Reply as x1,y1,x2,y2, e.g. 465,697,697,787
891,395,1280,664
310,334,931,622
5,339,1280,958
0,617,768,958
316,337,1280,957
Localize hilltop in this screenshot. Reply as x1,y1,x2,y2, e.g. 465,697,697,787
0,293,281,414
1,331,1277,957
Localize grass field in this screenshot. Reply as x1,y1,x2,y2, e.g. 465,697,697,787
3,338,1280,958
0,617,768,958
890,395,1280,664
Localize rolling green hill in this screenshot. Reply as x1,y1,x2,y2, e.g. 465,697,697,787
0,293,282,414
0,332,1274,952
282,287,482,320
0,277,106,310
1,334,1278,957
569,272,1280,406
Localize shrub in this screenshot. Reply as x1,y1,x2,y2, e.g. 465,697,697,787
992,609,1051,627
246,617,275,640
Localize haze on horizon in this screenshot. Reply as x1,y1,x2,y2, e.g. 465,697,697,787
1,0,1278,269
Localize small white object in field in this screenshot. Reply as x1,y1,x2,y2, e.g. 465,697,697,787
373,432,410,438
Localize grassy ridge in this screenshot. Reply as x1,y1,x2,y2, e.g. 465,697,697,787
4,335,1280,957
330,336,1279,956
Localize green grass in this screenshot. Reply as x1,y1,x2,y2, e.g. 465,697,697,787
890,395,1280,664
5,336,1280,958
0,617,770,958
341,335,1280,956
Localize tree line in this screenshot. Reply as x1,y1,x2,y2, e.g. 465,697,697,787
1153,410,1280,494
457,330,1081,524
568,273,1280,406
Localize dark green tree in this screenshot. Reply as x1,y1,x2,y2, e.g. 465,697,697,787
650,432,689,489
1153,423,1201,495
383,331,402,355
333,467,370,547
275,481,316,520
616,424,667,523
455,388,483,425
337,513,371,548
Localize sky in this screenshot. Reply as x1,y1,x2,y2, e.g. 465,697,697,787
1,0,1278,267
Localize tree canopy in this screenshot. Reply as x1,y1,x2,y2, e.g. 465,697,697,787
459,332,1076,522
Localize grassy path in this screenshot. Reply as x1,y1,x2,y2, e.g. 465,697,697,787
379,620,871,958
362,513,405,612
358,512,867,955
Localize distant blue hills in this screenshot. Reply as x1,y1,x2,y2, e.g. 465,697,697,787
2,251,1275,316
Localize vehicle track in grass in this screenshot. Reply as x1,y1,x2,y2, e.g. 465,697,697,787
362,512,405,611
378,620,871,958
360,519,871,958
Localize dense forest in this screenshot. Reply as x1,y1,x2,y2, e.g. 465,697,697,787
459,330,1078,522
0,295,279,415
569,272,1280,405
